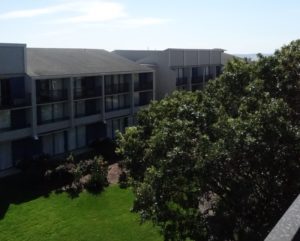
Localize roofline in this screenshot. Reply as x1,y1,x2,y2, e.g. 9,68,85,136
29,69,155,79
27,47,106,51
0,43,26,47
114,48,225,52
166,48,225,52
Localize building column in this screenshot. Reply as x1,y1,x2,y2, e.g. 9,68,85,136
31,78,38,139
68,77,74,128
128,73,135,125
152,71,156,101
188,67,192,91
101,75,105,121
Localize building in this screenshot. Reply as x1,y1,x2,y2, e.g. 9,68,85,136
113,49,232,100
0,43,155,171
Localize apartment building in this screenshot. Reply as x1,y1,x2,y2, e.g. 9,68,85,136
0,43,154,171
113,49,232,99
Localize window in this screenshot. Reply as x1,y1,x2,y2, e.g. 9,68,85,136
109,117,129,138
105,94,130,112
216,65,222,77
0,110,10,130
135,91,153,106
38,103,68,124
75,101,85,117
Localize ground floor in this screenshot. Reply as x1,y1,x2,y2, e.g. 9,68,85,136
0,115,130,171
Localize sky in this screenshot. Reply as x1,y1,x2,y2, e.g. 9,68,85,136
0,0,300,54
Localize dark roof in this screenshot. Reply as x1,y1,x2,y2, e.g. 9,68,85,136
26,48,152,77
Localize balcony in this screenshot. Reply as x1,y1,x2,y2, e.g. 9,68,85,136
37,103,69,125
135,81,153,92
37,89,68,103
74,87,102,99
105,94,130,112
75,99,101,117
105,84,129,95
204,74,214,82
176,77,187,86
0,109,31,132
134,91,153,107
192,76,203,84
0,94,31,110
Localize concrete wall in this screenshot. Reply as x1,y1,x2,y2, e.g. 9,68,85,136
138,52,176,100
168,49,223,67
0,44,26,75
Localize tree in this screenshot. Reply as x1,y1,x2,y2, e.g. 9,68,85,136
116,40,300,241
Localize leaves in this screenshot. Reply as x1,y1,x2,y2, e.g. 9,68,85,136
117,40,300,241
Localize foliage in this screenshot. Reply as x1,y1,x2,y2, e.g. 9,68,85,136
91,138,121,164
45,155,108,196
118,171,129,189
116,40,300,240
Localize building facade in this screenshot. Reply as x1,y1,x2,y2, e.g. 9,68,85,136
113,48,231,100
0,44,154,171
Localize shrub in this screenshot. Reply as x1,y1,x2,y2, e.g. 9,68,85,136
45,155,108,196
118,171,129,189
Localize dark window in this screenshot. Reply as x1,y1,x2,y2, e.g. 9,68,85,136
12,138,42,162
105,94,130,112
36,79,68,103
176,68,188,86
37,103,68,124
105,75,130,95
216,65,222,77
135,73,153,91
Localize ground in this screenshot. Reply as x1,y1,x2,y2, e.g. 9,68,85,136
0,185,162,241
107,163,122,184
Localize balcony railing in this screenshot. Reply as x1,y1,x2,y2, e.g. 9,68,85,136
265,194,300,241
37,116,68,125
135,91,153,107
0,94,31,109
192,76,203,84
204,74,214,81
135,81,153,91
74,87,102,99
176,77,187,86
37,89,68,103
105,84,130,95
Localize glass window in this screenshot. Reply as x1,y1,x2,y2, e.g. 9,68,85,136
41,105,52,123
113,96,119,110
105,96,113,111
0,110,11,129
54,132,65,154
53,103,64,120
76,126,86,148
76,101,85,117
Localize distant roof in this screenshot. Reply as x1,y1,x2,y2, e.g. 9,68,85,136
113,48,225,62
26,48,152,77
113,50,161,62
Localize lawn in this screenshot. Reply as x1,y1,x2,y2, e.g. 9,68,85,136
0,185,162,241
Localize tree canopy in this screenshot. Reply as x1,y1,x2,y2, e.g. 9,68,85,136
117,40,300,241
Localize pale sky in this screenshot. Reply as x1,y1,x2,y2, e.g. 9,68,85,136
0,0,299,54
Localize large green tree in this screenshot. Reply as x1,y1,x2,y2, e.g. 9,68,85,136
117,40,300,241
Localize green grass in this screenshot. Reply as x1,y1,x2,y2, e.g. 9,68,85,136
0,185,162,241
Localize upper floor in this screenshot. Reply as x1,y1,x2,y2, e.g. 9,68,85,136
0,44,155,142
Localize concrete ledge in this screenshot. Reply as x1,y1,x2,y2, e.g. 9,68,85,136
265,195,300,241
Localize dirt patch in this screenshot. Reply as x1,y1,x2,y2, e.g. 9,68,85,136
107,163,122,184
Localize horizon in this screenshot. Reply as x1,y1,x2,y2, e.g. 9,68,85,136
1,0,299,54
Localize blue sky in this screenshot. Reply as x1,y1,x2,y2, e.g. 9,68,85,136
0,0,299,53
